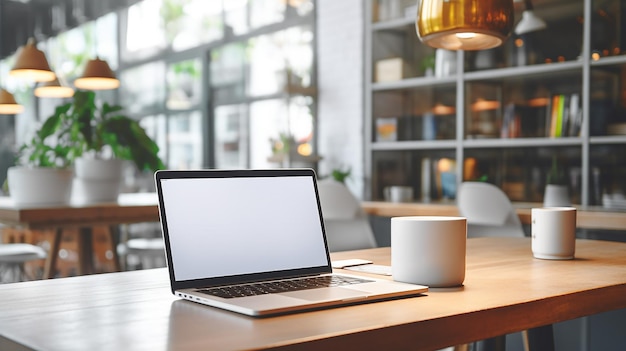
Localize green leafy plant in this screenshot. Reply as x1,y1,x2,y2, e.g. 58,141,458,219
420,53,436,74
330,167,351,184
16,103,77,168
17,90,164,172
473,174,489,182
547,155,567,185
72,90,165,172
270,133,295,155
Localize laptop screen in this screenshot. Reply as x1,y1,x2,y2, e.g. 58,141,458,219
156,169,331,288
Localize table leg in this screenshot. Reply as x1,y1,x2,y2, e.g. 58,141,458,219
108,225,122,272
526,325,555,351
44,229,62,279
76,227,94,275
474,335,506,351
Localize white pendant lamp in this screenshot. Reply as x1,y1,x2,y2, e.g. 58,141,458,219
515,0,547,35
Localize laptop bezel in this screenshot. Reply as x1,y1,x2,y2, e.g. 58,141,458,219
154,168,334,293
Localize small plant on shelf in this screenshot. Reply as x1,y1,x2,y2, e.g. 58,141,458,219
544,155,571,207
330,167,351,184
546,155,567,186
420,53,436,76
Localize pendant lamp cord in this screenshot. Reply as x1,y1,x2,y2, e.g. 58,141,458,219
524,0,534,11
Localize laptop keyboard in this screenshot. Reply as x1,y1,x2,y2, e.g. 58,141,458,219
198,275,373,299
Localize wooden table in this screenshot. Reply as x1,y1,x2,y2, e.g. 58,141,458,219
362,200,626,231
1,194,624,279
1,237,625,351
2,192,624,277
0,193,160,278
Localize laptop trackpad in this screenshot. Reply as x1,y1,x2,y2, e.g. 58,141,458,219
282,287,367,301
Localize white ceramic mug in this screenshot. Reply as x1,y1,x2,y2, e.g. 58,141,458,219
531,207,577,260
384,186,414,203
391,216,467,287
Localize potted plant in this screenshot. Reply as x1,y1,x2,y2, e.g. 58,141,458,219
66,90,165,203
420,53,436,77
7,104,77,206
330,167,351,184
544,155,571,207
8,90,165,205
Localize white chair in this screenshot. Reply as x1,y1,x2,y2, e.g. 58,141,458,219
117,223,165,270
457,181,529,351
457,181,526,238
0,242,47,282
316,179,377,252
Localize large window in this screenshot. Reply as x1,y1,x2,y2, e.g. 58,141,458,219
214,104,247,168
120,61,167,115
248,26,314,96
167,59,202,110
210,22,316,170
168,111,203,169
119,0,316,170
249,96,315,168
45,13,118,89
1,0,316,178
124,0,224,60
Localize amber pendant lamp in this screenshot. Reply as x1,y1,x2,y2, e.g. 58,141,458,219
416,0,514,51
34,77,75,98
74,58,120,90
0,89,25,115
9,38,56,82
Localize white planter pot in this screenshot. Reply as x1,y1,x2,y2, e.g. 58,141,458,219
72,158,123,204
7,166,73,207
543,184,571,207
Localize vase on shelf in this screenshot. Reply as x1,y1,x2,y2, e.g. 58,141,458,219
543,184,570,207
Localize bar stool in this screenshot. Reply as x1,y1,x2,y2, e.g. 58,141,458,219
0,226,47,282
117,223,165,270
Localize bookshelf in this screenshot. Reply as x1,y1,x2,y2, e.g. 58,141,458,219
365,0,626,207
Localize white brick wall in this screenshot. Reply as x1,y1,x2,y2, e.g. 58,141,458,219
316,0,365,198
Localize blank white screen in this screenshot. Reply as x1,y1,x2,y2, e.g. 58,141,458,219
160,176,329,281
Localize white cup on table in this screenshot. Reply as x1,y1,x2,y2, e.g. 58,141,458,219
531,207,577,260
384,186,414,203
391,216,467,288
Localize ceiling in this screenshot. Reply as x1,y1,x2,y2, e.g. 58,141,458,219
0,0,140,59
0,0,592,60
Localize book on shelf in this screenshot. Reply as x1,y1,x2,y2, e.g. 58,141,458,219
568,94,582,136
376,117,398,142
428,158,457,200
501,103,521,138
546,93,582,138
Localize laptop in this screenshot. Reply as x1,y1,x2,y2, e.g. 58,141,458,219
155,168,427,317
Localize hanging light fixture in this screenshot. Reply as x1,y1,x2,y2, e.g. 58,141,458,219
515,0,547,35
34,77,75,98
0,89,25,115
416,0,514,51
74,58,120,90
9,38,56,83
471,98,501,112
431,103,456,115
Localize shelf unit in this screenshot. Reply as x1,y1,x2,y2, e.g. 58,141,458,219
365,0,626,207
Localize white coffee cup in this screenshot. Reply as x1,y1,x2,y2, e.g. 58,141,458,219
531,207,577,260
384,186,414,203
391,216,467,287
